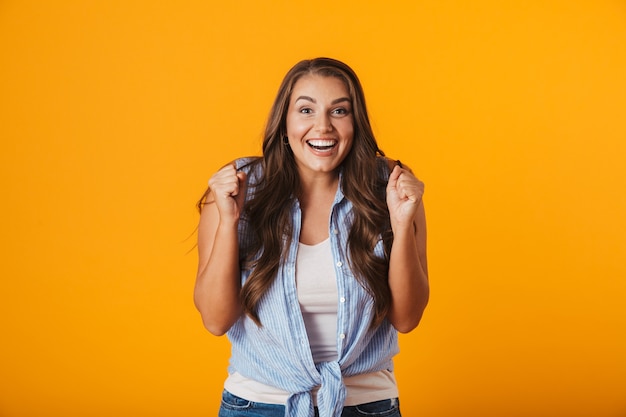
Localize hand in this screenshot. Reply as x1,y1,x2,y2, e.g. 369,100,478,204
386,165,424,231
208,164,248,224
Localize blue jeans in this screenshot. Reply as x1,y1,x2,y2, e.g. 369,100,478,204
218,390,401,417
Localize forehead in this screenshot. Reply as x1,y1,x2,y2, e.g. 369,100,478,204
290,74,350,99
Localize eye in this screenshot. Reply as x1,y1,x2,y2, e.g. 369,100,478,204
299,107,313,114
332,107,349,116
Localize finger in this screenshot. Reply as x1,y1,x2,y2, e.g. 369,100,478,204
396,178,410,200
390,164,403,180
399,178,424,203
387,165,403,190
209,167,239,197
209,165,233,183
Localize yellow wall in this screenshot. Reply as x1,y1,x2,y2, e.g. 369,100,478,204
1,1,625,416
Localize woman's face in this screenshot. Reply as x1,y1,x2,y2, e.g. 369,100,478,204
285,74,354,178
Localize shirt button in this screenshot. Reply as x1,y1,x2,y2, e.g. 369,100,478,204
336,261,343,267
333,229,339,235
339,333,346,340
340,297,346,303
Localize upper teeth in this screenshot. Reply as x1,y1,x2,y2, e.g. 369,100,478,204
308,140,335,147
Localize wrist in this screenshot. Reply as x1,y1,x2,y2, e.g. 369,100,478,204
391,221,417,240
217,216,240,232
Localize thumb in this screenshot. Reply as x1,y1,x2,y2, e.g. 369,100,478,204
387,165,402,191
234,171,248,207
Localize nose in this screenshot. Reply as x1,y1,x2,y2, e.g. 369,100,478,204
315,113,333,133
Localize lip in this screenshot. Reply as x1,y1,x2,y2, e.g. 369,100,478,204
306,138,338,151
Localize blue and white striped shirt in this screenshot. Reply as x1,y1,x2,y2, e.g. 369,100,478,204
227,157,398,417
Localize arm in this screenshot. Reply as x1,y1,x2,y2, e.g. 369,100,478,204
193,164,247,336
385,164,429,333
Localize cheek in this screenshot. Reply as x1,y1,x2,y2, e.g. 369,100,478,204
341,121,355,140
286,117,308,138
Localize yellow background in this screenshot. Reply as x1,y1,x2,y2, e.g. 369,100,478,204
1,1,625,416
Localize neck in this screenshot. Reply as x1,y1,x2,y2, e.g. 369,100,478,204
297,171,340,209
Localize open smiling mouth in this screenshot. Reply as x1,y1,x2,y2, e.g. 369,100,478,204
306,139,337,151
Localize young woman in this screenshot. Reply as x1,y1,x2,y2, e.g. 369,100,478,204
194,57,429,417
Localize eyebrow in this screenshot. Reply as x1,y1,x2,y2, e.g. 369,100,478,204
294,96,351,105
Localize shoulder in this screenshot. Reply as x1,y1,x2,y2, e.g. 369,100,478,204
227,157,263,183
233,157,264,199
233,156,262,172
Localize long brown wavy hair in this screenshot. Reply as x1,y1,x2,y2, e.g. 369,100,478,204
199,58,393,328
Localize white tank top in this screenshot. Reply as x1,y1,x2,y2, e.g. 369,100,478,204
296,238,340,363
224,238,398,405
